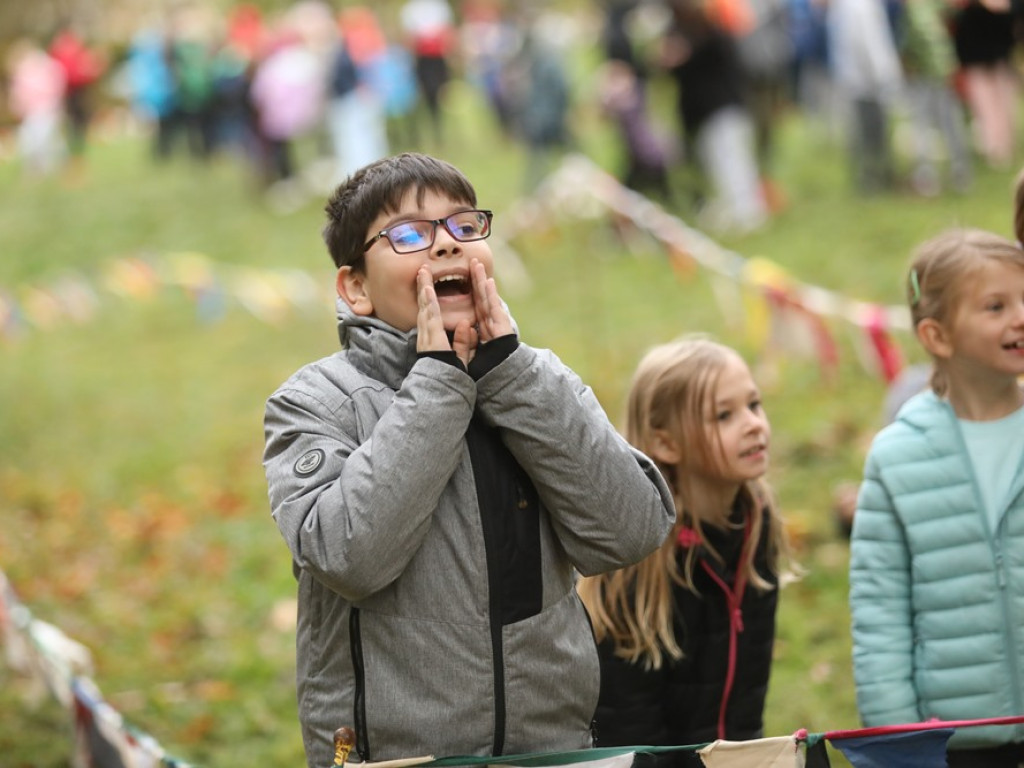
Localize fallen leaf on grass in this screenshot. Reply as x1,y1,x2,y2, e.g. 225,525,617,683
269,599,297,632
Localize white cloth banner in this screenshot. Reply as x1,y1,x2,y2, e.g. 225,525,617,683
698,736,803,768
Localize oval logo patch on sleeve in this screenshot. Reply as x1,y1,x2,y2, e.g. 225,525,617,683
294,449,325,477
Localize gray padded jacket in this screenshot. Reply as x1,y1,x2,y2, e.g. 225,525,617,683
263,302,675,768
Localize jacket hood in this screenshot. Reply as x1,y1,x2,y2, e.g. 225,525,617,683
335,297,419,390
336,296,415,347
892,389,949,433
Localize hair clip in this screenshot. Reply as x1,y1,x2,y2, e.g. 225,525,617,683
909,268,921,307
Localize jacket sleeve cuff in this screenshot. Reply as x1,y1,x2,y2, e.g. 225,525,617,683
468,334,519,380
418,350,467,373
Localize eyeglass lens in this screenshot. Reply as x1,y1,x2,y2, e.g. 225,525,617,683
388,211,491,253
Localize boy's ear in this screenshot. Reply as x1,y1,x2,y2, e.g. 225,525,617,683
336,266,374,317
648,429,682,465
916,318,953,359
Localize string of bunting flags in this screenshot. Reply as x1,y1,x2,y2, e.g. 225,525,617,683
5,560,1024,766
2,154,908,385
0,567,195,767
0,251,338,339
327,718,1024,768
507,154,911,384
0,242,531,343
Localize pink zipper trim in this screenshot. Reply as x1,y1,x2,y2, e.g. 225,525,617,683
696,515,754,740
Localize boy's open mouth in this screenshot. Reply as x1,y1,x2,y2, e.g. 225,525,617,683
434,274,471,298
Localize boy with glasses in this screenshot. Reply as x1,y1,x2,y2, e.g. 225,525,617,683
262,152,675,768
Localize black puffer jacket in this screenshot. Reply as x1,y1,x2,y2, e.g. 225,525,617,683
592,506,778,768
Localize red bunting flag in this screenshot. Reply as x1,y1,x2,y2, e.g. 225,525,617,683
864,305,904,384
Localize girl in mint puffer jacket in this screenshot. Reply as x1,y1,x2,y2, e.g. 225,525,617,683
851,227,1024,767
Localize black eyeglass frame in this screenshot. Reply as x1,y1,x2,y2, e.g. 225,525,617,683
362,209,494,254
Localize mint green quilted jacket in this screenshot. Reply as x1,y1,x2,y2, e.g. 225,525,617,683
850,390,1024,749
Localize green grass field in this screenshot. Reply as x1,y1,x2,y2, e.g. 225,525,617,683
1,66,1021,767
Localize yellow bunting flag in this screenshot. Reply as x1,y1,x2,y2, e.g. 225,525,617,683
741,257,792,350
164,251,215,292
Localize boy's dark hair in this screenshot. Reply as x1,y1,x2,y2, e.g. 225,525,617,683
323,153,479,269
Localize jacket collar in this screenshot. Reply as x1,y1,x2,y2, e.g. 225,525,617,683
894,389,956,433
336,298,419,390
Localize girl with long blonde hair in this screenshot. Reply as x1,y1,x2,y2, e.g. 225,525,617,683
579,337,794,766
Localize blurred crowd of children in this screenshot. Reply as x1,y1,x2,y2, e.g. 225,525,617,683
4,0,1024,226
594,0,1024,234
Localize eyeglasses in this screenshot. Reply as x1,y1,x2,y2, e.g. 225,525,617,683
363,210,494,254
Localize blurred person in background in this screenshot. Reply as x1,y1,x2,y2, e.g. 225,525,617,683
785,0,836,143
598,57,674,202
950,0,1022,171
48,25,105,175
596,0,674,202
401,0,457,146
895,0,973,196
226,3,266,61
827,0,904,194
5,38,67,177
371,42,420,151
661,0,767,234
504,10,574,193
166,6,218,161
207,7,263,162
460,0,521,139
248,17,325,208
125,25,179,160
731,0,793,212
325,7,390,184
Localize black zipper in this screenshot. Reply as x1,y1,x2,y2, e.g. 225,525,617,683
480,482,507,756
350,607,370,761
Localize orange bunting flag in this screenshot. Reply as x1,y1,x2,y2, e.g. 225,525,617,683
666,242,698,281
104,257,160,300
